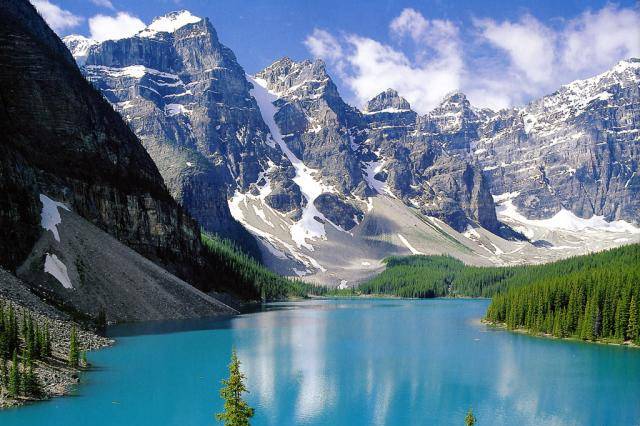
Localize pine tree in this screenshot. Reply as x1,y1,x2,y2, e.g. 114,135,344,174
0,356,7,388
465,408,476,425
216,350,254,426
8,350,19,397
68,326,79,368
627,296,639,343
44,323,51,358
23,361,41,398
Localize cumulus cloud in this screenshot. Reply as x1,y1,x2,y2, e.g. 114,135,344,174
304,6,640,113
307,9,463,113
475,15,555,84
90,0,115,10
31,0,83,33
304,29,343,63
389,8,429,43
89,12,145,42
561,5,640,74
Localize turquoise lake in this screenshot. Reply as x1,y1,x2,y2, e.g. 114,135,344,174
1,299,639,425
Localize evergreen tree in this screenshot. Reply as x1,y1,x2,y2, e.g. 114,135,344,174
44,323,52,358
23,361,41,398
68,326,79,368
628,296,639,343
96,309,107,333
216,350,254,426
465,408,476,425
8,350,19,397
0,356,7,388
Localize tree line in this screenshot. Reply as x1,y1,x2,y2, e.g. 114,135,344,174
201,232,329,301
357,245,640,307
485,244,640,344
0,300,87,400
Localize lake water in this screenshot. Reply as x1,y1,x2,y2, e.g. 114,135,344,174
1,299,639,425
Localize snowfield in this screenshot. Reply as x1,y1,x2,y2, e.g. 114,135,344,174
44,253,73,289
39,194,69,242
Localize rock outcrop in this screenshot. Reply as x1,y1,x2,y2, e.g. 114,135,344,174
0,0,239,315
67,11,280,256
474,59,640,223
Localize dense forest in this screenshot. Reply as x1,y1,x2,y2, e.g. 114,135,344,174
201,233,324,301
358,255,515,298
0,302,49,398
485,244,640,344
358,244,640,344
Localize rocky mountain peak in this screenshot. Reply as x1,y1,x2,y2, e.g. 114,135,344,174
137,10,202,38
255,57,331,98
364,88,412,113
425,91,478,135
62,34,97,65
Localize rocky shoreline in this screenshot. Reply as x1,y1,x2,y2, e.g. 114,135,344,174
0,293,112,409
482,319,640,349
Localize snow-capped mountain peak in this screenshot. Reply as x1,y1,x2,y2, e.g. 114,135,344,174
138,10,202,38
62,34,97,65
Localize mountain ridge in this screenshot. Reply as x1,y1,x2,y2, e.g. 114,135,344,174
63,10,640,285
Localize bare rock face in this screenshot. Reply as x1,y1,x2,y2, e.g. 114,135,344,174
255,57,364,194
0,1,207,285
313,193,364,231
474,59,640,223
360,89,500,233
68,11,277,255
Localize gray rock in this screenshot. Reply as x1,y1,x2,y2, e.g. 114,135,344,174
313,193,364,231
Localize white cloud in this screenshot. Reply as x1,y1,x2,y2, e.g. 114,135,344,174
343,34,462,114
475,15,555,84
304,29,343,65
561,5,640,74
90,0,115,10
89,12,145,42
304,6,640,113
306,10,463,114
31,0,83,33
389,8,428,43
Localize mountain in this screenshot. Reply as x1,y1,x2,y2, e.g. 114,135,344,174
474,59,640,223
64,10,640,286
0,0,240,320
66,10,283,258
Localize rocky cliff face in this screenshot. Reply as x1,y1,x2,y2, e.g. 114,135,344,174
474,59,640,223
61,9,639,283
359,89,499,233
68,11,277,254
0,1,211,290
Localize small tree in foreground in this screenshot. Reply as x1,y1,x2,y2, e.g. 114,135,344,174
465,407,476,425
68,325,79,368
216,349,254,426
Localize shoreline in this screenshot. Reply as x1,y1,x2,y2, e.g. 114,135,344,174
0,302,112,409
482,319,640,349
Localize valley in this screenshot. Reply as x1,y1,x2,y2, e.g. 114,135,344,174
0,0,639,423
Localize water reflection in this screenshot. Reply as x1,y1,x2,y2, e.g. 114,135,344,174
229,299,640,425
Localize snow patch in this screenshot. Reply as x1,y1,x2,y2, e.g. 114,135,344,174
463,225,481,240
497,200,640,234
39,194,69,242
362,107,411,115
397,234,424,255
139,10,201,37
44,254,73,289
249,76,334,250
492,191,520,203
165,103,190,116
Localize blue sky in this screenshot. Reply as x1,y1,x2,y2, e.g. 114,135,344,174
33,0,640,112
